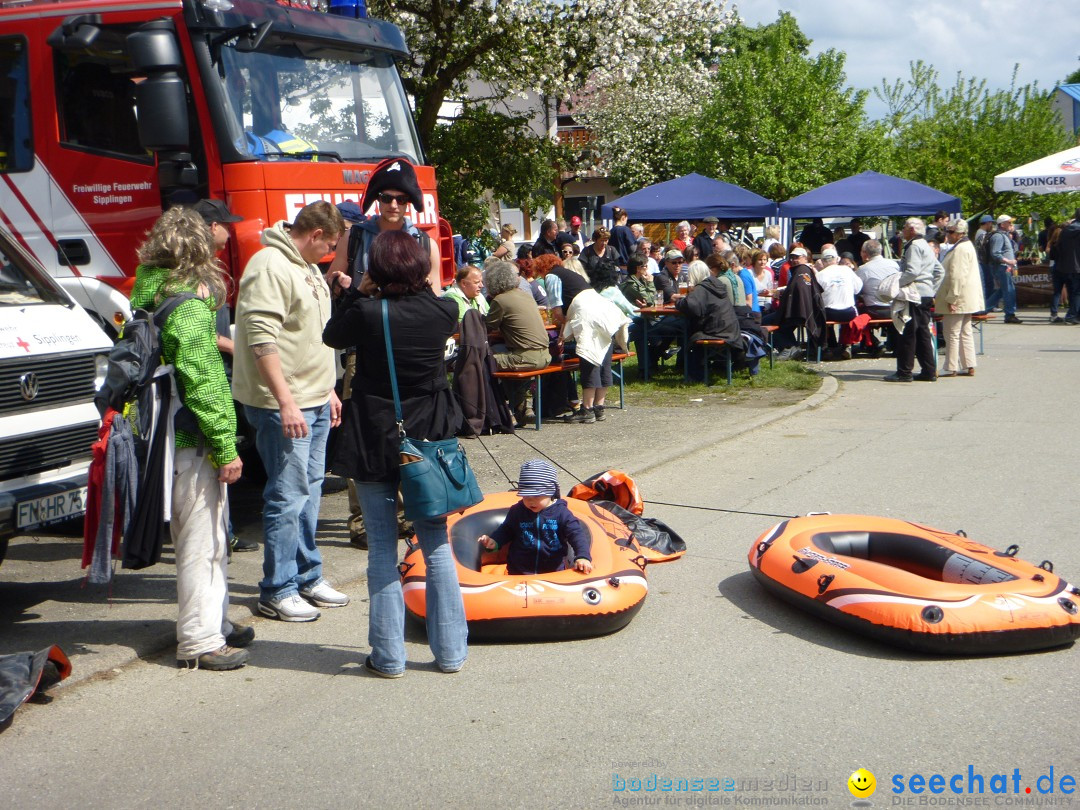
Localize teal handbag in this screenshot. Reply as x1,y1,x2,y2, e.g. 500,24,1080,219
381,299,483,521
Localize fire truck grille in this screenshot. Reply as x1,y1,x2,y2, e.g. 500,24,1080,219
0,354,98,413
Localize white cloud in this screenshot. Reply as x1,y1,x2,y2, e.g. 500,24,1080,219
736,0,1080,118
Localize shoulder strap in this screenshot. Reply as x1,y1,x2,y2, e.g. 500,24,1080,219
152,292,198,327
380,299,404,433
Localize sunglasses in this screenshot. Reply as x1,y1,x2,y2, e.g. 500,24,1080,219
377,192,410,206
560,249,574,255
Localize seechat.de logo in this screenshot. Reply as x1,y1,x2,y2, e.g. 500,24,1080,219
849,769,877,798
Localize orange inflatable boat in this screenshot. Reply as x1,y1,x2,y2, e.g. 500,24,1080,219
401,491,682,641
748,514,1080,654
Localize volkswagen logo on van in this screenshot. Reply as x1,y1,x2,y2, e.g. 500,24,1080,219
19,372,39,401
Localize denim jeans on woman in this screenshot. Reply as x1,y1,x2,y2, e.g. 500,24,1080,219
354,480,467,674
245,402,329,603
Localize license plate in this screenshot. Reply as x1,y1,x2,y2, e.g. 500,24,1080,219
17,486,88,530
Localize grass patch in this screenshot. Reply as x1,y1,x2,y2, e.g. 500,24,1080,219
619,354,821,408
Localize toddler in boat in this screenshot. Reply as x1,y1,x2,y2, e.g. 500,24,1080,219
478,459,593,575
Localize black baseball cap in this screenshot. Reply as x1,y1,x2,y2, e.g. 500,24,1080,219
194,198,243,225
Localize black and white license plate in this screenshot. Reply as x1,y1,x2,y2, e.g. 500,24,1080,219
16,486,88,529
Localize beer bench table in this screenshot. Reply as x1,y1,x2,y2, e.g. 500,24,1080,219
492,352,633,431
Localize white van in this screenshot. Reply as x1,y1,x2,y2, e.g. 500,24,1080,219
0,225,111,567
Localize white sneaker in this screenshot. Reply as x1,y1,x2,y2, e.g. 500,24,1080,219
258,593,320,622
299,578,350,608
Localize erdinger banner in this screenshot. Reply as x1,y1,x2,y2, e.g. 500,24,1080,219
993,147,1080,195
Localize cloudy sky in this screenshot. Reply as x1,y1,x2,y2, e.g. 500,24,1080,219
736,1,1080,120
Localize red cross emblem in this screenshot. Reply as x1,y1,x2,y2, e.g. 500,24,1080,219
16,337,30,353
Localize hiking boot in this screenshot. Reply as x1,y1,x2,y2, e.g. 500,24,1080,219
350,530,368,550
177,645,249,671
1004,314,1023,324
575,408,596,424
836,348,852,361
299,578,350,608
592,405,606,422
258,593,320,622
225,624,255,648
229,534,258,553
560,407,582,423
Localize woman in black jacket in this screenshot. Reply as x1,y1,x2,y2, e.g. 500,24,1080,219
323,230,467,677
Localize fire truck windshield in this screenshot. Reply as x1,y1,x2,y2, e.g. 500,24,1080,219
216,45,421,164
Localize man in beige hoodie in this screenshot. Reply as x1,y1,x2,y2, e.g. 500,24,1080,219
233,200,347,623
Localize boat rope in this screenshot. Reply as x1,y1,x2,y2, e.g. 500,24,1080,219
476,430,798,521
642,500,797,520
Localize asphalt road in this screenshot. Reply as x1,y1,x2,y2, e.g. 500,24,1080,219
2,311,1078,808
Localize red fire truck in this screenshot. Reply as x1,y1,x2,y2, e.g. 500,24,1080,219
0,0,452,335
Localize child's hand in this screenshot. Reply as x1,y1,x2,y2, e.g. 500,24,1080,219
574,557,593,574
478,534,497,550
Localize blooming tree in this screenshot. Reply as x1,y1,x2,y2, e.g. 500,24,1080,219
369,0,735,144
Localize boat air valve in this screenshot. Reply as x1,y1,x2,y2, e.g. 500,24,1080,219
1058,597,1078,616
608,577,621,588
921,605,944,624
582,588,602,605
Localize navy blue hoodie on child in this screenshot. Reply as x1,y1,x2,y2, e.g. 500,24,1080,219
490,499,592,575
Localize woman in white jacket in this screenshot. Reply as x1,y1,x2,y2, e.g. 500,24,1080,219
562,261,630,423
936,219,986,377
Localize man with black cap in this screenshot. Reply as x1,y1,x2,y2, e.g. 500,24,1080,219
193,198,257,554
694,217,720,259
325,157,439,295
194,198,244,254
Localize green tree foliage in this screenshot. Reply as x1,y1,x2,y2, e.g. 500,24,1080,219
1065,62,1080,85
425,106,572,235
666,13,888,201
877,61,1080,221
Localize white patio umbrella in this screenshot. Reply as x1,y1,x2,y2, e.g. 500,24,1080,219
993,146,1080,195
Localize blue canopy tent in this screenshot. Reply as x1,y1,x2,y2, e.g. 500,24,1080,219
600,173,778,221
778,171,961,218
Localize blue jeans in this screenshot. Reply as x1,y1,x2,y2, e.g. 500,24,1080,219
983,265,1016,316
355,481,467,673
245,402,329,602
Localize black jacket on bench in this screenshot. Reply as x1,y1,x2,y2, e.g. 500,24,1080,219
676,276,740,345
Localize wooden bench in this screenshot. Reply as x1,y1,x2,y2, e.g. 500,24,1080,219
809,318,892,362
696,325,779,386
493,352,632,430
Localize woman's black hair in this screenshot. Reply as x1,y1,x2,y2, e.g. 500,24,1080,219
368,229,430,296
589,258,620,292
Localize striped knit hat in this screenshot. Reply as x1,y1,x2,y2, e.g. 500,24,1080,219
517,459,559,498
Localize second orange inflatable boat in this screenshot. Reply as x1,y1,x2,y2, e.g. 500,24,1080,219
748,513,1080,654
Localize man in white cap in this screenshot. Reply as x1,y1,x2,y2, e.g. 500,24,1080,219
982,214,1021,324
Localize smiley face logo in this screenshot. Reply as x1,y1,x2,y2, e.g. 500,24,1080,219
848,768,876,798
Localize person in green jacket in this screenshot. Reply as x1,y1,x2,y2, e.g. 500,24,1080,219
130,206,249,671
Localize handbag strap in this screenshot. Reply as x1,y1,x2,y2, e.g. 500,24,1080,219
380,299,405,437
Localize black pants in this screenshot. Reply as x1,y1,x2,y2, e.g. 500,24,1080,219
893,297,936,376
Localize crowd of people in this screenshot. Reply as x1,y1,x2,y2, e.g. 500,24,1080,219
130,150,1074,674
